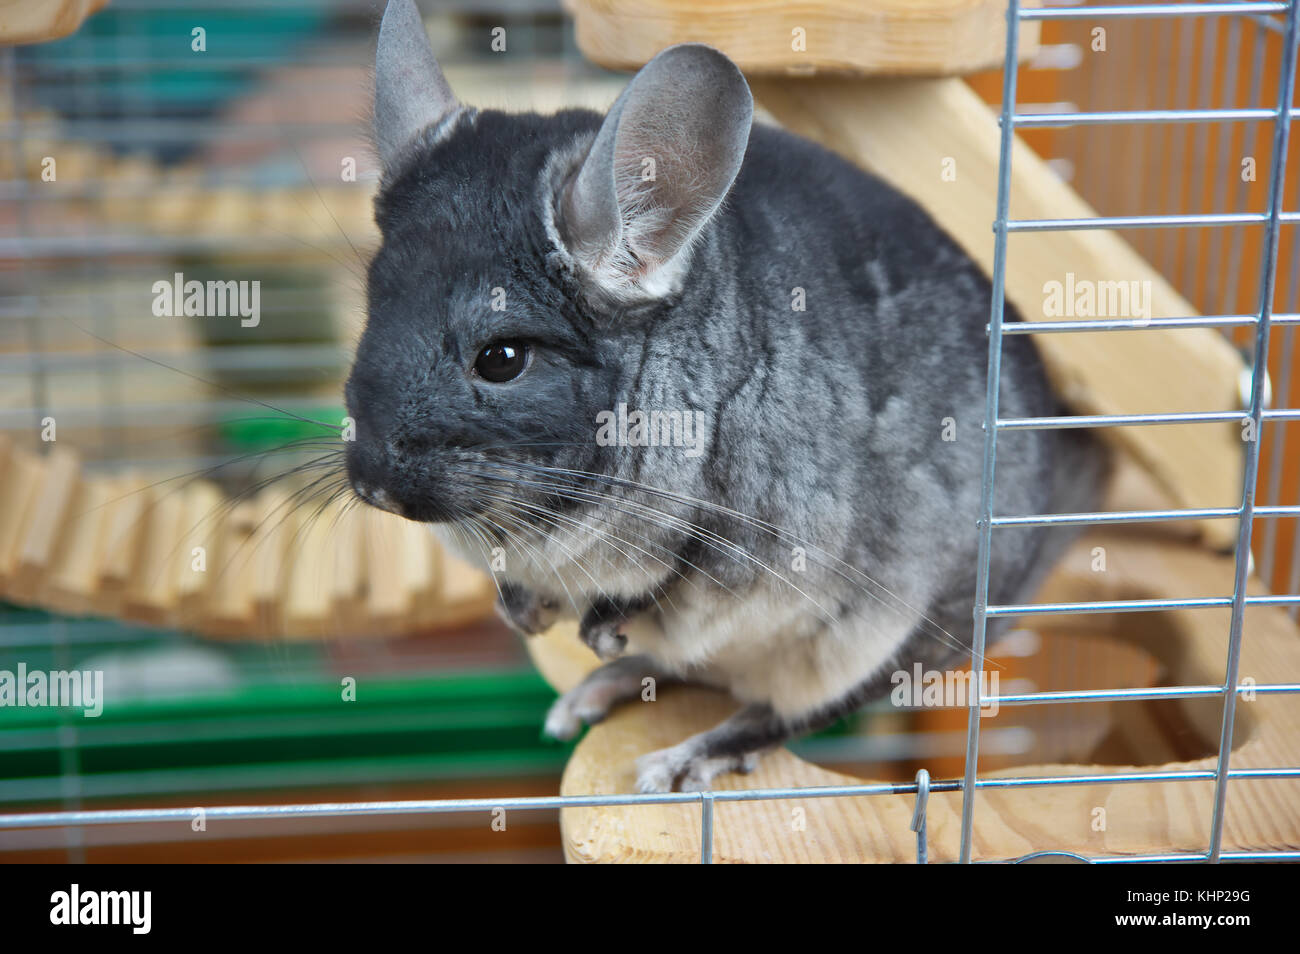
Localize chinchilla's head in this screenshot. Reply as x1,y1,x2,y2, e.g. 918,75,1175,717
344,0,753,529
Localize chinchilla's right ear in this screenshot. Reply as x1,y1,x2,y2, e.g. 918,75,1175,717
373,0,461,171
558,43,753,301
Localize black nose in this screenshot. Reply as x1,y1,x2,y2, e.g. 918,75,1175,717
344,438,456,523
345,441,400,514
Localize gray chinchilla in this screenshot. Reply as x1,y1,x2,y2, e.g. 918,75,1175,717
345,0,1107,792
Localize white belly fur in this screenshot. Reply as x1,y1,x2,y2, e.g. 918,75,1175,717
432,524,922,719
624,582,921,718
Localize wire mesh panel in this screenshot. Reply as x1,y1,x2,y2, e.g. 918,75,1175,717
963,0,1300,864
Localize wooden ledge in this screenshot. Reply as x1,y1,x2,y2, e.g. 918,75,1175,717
529,528,1300,862
0,0,108,44
565,0,1041,77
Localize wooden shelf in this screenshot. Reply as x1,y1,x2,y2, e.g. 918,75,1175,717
566,0,1041,77
529,522,1300,862
0,0,108,45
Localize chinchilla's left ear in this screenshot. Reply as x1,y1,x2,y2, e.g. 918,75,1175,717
558,43,753,299
373,0,461,170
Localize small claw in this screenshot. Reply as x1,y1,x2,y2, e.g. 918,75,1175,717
635,747,761,793
495,588,559,636
592,629,627,661
635,750,680,794
580,619,628,661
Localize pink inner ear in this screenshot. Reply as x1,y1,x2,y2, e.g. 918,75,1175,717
552,44,752,301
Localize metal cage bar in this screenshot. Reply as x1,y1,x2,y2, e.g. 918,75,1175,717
1012,106,1292,126
1207,0,1300,863
1000,313,1300,332
1023,2,1288,20
959,0,1024,867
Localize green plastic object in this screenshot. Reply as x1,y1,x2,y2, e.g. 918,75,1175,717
0,608,570,808
217,405,346,451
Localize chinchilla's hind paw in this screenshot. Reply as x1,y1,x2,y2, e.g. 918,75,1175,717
635,744,759,794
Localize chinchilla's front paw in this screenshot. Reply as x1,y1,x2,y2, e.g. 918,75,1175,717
579,617,628,661
578,595,654,661
494,582,559,636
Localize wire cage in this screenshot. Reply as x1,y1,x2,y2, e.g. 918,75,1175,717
1,0,1299,863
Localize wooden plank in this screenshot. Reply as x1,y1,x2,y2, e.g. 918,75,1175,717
173,480,223,613
12,445,80,596
283,503,337,637
249,489,292,633
0,0,109,44
0,443,42,591
92,476,151,616
122,490,184,625
330,503,366,631
201,500,258,638
568,0,1040,77
45,476,114,615
430,547,496,628
398,518,439,625
751,76,1247,549
364,509,409,633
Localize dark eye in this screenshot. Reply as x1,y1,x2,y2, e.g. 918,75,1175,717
473,342,529,382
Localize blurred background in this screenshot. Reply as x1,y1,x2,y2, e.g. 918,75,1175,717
1,0,1298,861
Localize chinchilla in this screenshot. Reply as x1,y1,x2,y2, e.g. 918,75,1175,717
345,0,1107,792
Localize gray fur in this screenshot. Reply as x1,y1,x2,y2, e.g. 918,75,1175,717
373,0,460,170
348,4,1108,792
